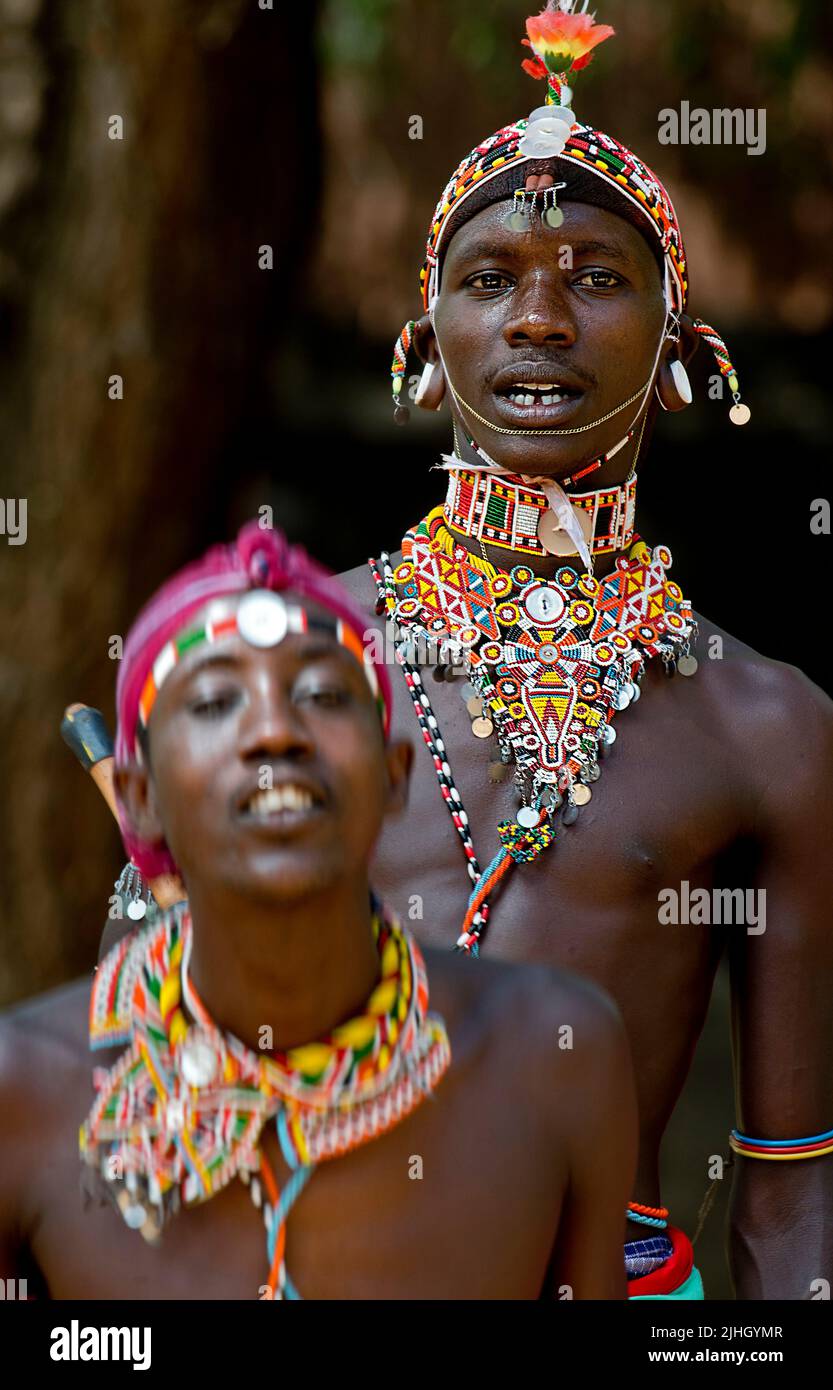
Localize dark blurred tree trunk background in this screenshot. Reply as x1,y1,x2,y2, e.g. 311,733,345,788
0,0,320,1003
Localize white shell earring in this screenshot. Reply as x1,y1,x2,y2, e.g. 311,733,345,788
414,361,437,405
669,358,693,405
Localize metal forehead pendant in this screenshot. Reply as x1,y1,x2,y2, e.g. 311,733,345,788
237,590,288,648
537,504,593,557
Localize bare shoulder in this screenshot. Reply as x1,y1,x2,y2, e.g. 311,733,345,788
0,978,92,1255
0,978,92,1138
337,556,404,616
337,561,382,610
691,610,833,786
424,948,630,1104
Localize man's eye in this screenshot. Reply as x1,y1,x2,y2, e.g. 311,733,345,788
190,692,235,717
573,269,622,289
299,686,350,708
467,271,513,292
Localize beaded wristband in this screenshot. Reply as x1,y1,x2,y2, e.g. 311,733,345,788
627,1210,668,1229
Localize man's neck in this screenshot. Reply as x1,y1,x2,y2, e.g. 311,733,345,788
184,875,381,1054
445,426,639,582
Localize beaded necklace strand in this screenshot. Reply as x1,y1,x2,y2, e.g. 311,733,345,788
369,479,697,953
81,898,451,1299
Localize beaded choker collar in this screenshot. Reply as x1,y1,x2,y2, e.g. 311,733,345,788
81,899,451,1299
444,467,637,561
370,513,697,954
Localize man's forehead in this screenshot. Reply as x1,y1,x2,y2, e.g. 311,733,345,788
444,196,654,267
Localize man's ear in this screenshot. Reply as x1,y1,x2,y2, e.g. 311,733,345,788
656,313,699,413
114,762,166,849
412,315,446,411
383,739,414,817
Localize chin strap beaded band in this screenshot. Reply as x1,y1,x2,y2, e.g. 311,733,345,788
729,1126,833,1161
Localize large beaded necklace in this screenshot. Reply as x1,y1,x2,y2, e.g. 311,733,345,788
81,899,450,1299
370,479,697,954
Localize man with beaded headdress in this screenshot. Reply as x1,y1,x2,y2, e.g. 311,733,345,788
0,520,637,1299
336,2,833,1298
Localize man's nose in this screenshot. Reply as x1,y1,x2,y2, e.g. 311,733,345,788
238,678,313,761
503,271,577,348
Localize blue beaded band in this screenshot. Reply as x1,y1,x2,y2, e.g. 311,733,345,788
627,1209,668,1229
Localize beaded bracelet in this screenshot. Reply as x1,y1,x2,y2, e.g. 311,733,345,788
627,1201,669,1230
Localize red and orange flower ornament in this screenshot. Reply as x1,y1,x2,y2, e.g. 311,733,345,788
522,7,615,90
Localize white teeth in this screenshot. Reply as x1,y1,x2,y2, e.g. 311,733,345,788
508,391,566,407
245,786,314,816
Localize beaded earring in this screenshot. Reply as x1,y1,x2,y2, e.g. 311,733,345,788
692,319,751,425
391,319,417,425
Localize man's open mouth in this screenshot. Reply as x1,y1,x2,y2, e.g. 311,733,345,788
237,780,326,831
491,368,587,423
497,380,582,407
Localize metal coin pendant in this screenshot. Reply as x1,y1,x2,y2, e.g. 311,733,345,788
507,211,528,233
237,591,289,649
677,654,699,677
543,205,564,229
614,687,631,711
122,1202,148,1230
524,585,566,624
466,696,484,717
538,505,593,557
730,403,751,426
572,784,592,806
516,806,540,829
127,898,147,921
181,1032,219,1088
471,716,494,739
562,803,579,826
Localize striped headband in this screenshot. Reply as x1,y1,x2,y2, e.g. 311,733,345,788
115,521,392,878
136,591,385,738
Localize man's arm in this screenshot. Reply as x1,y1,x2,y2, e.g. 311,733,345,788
543,977,638,1300
728,662,833,1299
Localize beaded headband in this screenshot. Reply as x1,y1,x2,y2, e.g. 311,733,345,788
136,590,386,746
391,3,750,429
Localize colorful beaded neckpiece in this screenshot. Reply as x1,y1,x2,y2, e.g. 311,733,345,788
370,508,697,953
81,899,451,1299
444,468,637,561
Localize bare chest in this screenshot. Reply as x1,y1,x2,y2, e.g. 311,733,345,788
372,655,738,1127
376,655,738,947
31,1036,561,1300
